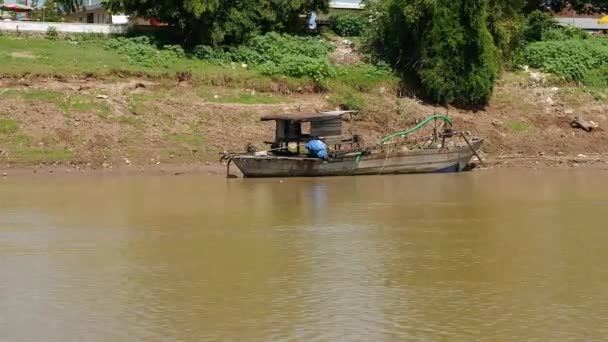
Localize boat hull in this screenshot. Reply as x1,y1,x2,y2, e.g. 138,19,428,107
231,139,483,178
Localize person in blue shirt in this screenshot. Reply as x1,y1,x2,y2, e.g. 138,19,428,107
305,136,328,160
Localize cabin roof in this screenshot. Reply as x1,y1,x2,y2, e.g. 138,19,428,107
261,110,356,122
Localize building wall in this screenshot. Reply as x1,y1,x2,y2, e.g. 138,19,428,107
70,7,111,24
0,20,129,34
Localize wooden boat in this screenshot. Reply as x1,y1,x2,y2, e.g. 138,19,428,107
221,111,484,178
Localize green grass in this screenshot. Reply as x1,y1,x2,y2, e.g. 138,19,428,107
196,87,287,104
127,93,159,116
0,36,398,96
0,113,20,135
0,35,274,80
332,65,399,93
559,87,608,105
166,132,205,147
0,113,73,163
115,115,145,129
328,89,365,110
1,89,112,116
1,89,63,102
8,148,74,163
64,96,112,118
505,120,534,133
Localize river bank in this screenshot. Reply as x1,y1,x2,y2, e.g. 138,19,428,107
2,153,608,180
2,33,608,171
2,73,607,172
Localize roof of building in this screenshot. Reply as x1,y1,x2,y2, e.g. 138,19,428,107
261,110,357,122
556,17,608,30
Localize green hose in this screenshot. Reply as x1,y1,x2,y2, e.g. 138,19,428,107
353,114,452,166
380,115,453,144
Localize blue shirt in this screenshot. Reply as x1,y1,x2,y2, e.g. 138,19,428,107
305,139,328,159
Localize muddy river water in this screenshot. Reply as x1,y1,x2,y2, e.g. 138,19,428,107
1,170,608,340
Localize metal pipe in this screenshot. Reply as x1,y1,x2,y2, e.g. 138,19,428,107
461,133,486,167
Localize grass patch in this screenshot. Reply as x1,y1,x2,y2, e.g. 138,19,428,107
128,93,157,116
505,120,534,133
197,87,287,104
332,65,398,93
1,89,112,117
60,95,112,118
166,132,205,148
8,148,74,164
559,87,607,105
1,88,63,102
0,36,395,97
115,115,145,129
329,89,365,110
0,113,73,164
0,113,20,135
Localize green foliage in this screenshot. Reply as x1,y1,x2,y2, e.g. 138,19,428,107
584,64,608,87
29,0,65,22
330,14,368,37
46,27,59,41
522,39,608,82
419,0,498,105
522,10,555,42
104,0,330,45
162,45,186,58
194,33,336,80
370,0,498,105
103,36,181,68
329,89,364,110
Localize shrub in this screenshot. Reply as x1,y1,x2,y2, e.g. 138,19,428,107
329,89,364,110
366,0,498,106
194,33,336,80
329,14,368,37
584,64,608,87
103,36,179,68
259,56,336,81
522,39,608,81
46,26,59,41
162,44,185,58
418,0,498,105
522,10,555,43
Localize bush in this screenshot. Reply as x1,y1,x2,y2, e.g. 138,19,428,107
584,64,608,87
46,27,59,41
192,45,228,63
162,44,185,58
194,33,336,80
522,39,608,82
103,36,180,68
522,10,555,43
330,14,368,37
329,89,364,110
418,0,498,105
366,0,499,106
521,10,589,43
259,56,336,81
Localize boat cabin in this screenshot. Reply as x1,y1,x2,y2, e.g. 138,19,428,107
260,110,360,153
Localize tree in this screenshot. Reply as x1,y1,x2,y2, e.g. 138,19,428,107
52,0,83,13
30,0,65,22
368,0,498,106
418,0,498,105
103,0,329,45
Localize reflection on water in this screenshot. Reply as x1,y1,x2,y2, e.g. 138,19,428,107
1,170,608,340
